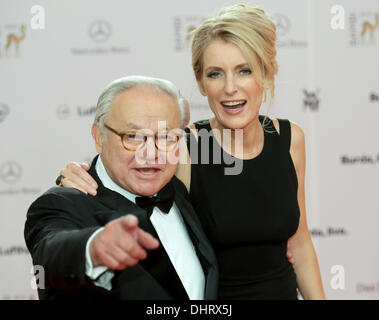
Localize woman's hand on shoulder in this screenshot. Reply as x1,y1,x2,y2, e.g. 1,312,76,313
187,123,198,138
59,162,98,195
174,125,194,192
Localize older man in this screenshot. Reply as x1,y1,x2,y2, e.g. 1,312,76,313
24,76,218,300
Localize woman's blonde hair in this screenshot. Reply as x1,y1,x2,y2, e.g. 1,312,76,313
191,4,278,103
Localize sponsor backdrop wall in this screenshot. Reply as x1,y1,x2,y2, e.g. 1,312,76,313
0,0,378,299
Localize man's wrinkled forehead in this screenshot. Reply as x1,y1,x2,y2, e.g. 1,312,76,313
121,121,177,132
106,96,179,130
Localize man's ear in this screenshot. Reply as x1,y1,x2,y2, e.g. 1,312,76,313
92,123,103,154
197,79,207,96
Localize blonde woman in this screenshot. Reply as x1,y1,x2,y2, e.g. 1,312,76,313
57,4,325,300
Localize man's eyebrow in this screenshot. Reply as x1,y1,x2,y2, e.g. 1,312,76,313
123,124,143,130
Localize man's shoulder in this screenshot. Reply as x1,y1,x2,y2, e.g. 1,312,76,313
41,186,87,199
26,186,101,227
30,186,90,210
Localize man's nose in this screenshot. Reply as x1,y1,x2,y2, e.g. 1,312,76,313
142,136,158,160
134,136,158,165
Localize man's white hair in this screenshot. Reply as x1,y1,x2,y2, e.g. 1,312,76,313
95,75,190,139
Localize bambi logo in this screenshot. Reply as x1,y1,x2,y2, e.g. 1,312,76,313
361,13,379,42
174,16,203,51
4,25,26,57
303,89,320,111
186,25,197,46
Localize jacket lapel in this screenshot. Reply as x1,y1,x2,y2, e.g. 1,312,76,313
172,178,218,299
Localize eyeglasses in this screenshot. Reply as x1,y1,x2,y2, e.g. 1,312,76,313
104,124,181,152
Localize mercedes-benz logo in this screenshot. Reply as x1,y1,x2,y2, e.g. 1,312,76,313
272,14,291,37
88,20,112,43
0,103,9,123
0,161,22,184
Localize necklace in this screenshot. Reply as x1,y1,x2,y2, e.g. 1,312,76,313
210,117,263,159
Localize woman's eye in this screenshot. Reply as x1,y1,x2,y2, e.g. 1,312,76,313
207,71,221,79
240,68,252,75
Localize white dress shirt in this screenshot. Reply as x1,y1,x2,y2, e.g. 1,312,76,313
85,156,205,299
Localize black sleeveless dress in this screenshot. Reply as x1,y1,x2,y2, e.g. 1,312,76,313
185,116,300,300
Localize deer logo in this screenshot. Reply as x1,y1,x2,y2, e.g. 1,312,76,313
5,24,26,56
361,13,379,42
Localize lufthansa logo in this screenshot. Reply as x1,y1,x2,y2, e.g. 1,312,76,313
272,14,291,37
0,103,9,122
370,92,379,102
88,20,112,43
57,104,71,119
0,161,22,184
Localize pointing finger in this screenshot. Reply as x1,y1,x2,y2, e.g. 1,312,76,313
136,228,160,250
120,215,139,231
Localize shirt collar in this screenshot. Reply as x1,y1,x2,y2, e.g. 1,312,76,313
96,156,137,204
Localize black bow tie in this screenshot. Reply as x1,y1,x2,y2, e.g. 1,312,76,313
135,181,175,214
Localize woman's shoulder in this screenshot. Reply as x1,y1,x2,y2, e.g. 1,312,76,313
186,118,212,137
194,119,211,125
187,119,210,130
269,117,304,139
269,117,305,158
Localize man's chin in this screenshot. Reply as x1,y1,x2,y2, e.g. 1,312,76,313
137,186,162,197
130,169,171,196
133,179,167,197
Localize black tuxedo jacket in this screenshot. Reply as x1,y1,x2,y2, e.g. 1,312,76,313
24,156,218,300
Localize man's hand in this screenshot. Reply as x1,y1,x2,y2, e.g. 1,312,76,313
60,162,98,195
90,215,160,270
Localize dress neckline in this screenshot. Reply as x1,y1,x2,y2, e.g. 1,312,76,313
204,115,270,162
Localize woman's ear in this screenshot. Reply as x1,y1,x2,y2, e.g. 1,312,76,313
92,123,103,154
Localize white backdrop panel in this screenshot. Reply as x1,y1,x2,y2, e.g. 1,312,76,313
0,0,378,299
